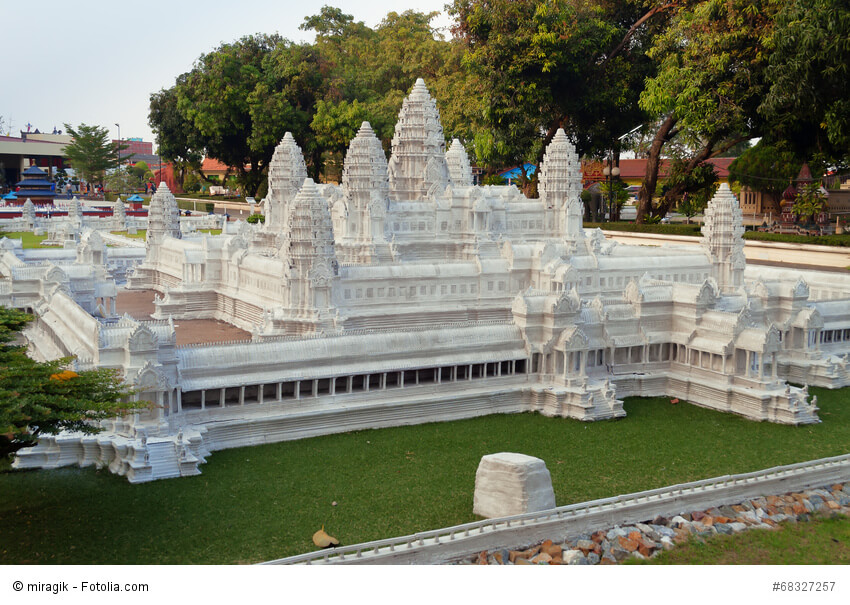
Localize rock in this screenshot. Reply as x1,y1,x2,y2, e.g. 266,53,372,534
540,540,563,558
809,495,824,508
607,527,629,540
803,500,814,513
718,505,737,518
576,539,595,554
617,536,639,552
651,525,676,538
509,546,539,563
671,515,689,527
587,552,601,565
831,484,843,492
652,515,669,526
628,530,643,542
477,551,488,565
691,521,706,533
493,551,504,565
531,552,553,564
635,523,654,534
729,522,747,533
610,546,632,562
473,453,556,518
591,530,607,544
691,511,706,521
562,549,585,565
701,516,715,526
838,496,850,506
660,536,675,551
714,523,733,535
673,528,691,544
515,557,532,565
738,510,759,523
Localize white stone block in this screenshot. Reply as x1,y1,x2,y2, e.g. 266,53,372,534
473,452,556,518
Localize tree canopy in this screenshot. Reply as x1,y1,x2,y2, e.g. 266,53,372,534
0,308,138,460
149,2,850,209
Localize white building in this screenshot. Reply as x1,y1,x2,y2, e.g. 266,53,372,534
8,79,850,482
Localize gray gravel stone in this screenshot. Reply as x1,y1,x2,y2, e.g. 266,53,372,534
714,523,734,535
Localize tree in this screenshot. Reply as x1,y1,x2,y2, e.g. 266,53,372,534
791,183,827,224
759,0,850,169
149,81,204,190
0,308,138,460
635,0,778,222
62,123,128,185
450,0,670,194
728,141,801,210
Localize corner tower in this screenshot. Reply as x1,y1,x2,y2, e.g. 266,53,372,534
339,122,389,263
146,182,181,248
265,132,308,232
282,178,338,333
538,129,583,240
387,78,450,201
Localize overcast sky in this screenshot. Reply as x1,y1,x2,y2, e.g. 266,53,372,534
3,1,452,145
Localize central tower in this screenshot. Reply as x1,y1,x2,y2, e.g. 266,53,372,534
387,78,450,201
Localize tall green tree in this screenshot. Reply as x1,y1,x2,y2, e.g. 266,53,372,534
759,0,850,168
149,80,204,189
450,0,669,193
635,0,779,222
62,123,128,185
0,308,138,460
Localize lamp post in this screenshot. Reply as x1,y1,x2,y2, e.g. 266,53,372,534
602,159,620,221
115,123,121,199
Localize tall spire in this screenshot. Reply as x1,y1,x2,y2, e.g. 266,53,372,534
339,122,389,261
445,138,473,187
702,183,745,292
282,178,337,331
387,78,450,201
538,128,583,239
285,178,336,272
146,182,180,247
265,132,308,232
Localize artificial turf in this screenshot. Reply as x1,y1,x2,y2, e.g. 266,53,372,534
1,386,848,564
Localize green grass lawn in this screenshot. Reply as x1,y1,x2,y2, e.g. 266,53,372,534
642,514,850,564
109,230,147,239
0,231,57,248
198,229,222,235
1,386,849,564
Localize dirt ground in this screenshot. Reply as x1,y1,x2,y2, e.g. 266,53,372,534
116,289,250,345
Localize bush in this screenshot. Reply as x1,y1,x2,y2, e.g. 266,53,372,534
246,214,265,224
205,202,215,213
743,231,850,247
585,222,703,237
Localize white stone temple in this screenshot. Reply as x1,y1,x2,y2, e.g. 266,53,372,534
7,78,850,482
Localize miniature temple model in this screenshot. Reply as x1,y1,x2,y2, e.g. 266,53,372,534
4,78,850,483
